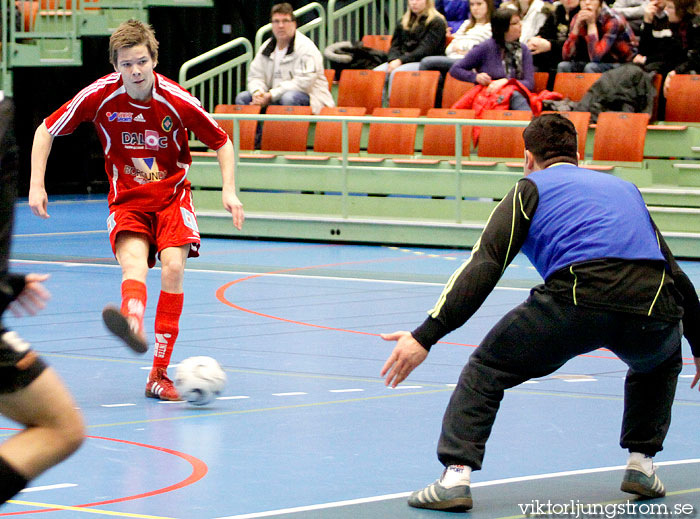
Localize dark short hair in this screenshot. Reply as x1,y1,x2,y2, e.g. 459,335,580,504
271,2,296,21
523,114,578,165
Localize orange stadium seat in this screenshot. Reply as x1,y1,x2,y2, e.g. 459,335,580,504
477,110,532,158
313,106,366,153
593,112,649,162
367,107,421,155
389,70,440,115
552,72,601,102
337,69,386,113
261,105,313,152
442,74,474,108
664,74,700,122
213,104,261,151
361,34,392,53
422,108,475,157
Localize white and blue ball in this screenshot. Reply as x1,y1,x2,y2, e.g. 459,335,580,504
175,356,226,406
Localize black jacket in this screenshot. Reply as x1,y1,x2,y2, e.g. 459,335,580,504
388,14,447,64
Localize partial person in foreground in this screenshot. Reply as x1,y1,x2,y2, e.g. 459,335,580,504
381,113,700,512
0,94,85,505
29,20,244,401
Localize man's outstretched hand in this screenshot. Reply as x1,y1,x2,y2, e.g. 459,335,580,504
380,331,428,388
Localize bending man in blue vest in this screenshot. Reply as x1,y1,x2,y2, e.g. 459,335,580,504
380,113,700,512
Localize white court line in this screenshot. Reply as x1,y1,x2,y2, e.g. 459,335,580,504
272,392,307,396
212,459,700,519
329,389,364,393
21,483,78,493
217,396,251,400
8,259,531,291
13,230,107,238
101,403,136,408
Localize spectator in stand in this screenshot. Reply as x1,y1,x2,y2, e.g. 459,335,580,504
448,7,534,109
611,0,649,33
558,0,638,72
374,0,447,97
515,0,550,44
634,0,688,74
420,0,494,77
235,3,334,114
437,0,472,34
660,0,700,95
527,0,581,74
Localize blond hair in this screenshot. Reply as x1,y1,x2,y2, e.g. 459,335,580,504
401,0,446,30
109,19,159,67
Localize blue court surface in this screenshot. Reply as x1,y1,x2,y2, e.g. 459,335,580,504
2,196,699,518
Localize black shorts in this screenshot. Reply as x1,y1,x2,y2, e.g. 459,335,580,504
0,331,47,394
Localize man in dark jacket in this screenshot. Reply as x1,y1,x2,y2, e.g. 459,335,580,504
381,113,700,512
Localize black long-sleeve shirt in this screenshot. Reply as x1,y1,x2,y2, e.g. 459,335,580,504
412,175,700,356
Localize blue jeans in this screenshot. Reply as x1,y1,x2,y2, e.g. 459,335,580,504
235,90,310,107
557,61,620,73
373,61,422,105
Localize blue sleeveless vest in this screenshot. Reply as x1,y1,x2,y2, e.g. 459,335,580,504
521,164,664,280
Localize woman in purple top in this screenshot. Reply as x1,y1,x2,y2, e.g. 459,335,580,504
448,6,534,109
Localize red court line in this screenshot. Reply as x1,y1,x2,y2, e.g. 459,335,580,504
214,261,687,362
0,433,208,516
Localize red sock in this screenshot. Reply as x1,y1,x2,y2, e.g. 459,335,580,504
121,279,147,336
153,291,183,370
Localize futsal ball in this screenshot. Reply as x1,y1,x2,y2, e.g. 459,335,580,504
175,356,226,406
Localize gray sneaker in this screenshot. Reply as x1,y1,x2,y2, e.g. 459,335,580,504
621,467,666,498
408,478,473,511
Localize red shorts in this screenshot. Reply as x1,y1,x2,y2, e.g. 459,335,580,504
107,191,200,268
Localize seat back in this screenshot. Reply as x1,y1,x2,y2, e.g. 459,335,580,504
261,105,313,152
541,111,591,160
552,72,602,102
361,34,392,53
213,104,261,151
593,112,649,162
367,107,421,155
389,70,440,115
533,71,549,93
422,108,475,157
442,74,475,108
313,106,367,153
664,74,700,122
477,110,532,158
337,69,386,113
324,69,335,87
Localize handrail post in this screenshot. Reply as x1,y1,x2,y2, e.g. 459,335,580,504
455,121,463,224
341,120,349,218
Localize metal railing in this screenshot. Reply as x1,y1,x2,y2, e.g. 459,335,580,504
178,37,254,115
210,112,531,223
1,0,9,94
254,2,326,53
327,0,406,46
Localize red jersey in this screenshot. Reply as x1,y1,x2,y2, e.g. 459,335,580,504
44,72,228,212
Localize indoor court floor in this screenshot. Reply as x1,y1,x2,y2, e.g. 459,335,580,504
2,196,699,518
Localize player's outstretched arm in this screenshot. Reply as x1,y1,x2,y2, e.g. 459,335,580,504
29,123,54,219
216,139,244,230
9,274,50,317
692,357,700,391
380,331,429,388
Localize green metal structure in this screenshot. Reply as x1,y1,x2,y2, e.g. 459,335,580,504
0,0,211,95
185,112,700,258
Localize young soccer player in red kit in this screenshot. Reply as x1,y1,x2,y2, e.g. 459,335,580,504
29,20,244,401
